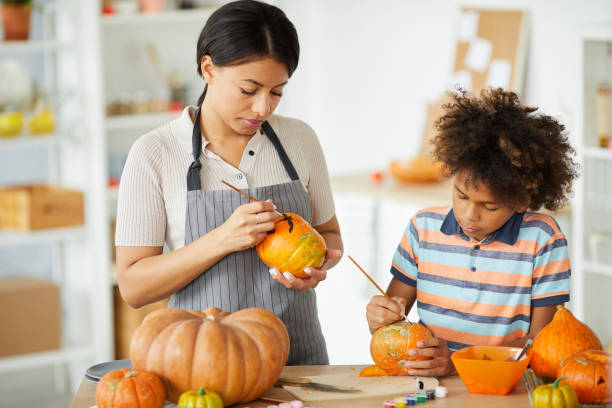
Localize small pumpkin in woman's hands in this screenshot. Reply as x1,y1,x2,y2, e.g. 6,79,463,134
256,212,326,278
178,387,223,408
532,377,578,408
96,369,166,408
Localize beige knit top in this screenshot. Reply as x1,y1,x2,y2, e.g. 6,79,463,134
115,106,336,251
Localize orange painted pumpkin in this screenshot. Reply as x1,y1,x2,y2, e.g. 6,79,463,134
359,365,389,377
370,321,433,376
96,368,166,408
256,212,326,278
130,307,289,405
389,158,444,183
558,349,612,404
530,305,602,380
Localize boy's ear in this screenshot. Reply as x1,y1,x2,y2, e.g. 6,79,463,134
515,204,528,213
200,55,216,84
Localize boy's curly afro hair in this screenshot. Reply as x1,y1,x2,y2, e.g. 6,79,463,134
432,88,578,211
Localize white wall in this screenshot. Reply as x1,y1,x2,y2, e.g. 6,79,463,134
278,0,612,174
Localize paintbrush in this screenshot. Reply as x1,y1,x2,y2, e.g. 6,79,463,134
221,179,284,218
348,255,407,320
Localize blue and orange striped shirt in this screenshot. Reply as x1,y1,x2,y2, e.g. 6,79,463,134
391,206,571,351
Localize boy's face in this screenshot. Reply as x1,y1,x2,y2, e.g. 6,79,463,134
452,169,522,242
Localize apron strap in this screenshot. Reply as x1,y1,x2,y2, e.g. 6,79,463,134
187,105,203,191
261,121,300,181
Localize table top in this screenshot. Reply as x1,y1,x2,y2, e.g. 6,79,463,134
330,172,571,217
71,364,532,408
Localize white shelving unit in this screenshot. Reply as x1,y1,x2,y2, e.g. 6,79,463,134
0,0,112,394
572,23,612,345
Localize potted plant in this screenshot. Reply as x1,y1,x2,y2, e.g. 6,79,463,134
1,0,33,41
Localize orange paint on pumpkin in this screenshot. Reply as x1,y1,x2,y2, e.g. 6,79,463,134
359,365,389,377
256,212,326,278
370,321,433,376
530,305,602,380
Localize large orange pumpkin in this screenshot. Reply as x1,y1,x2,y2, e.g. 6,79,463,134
96,368,166,408
530,305,603,380
130,307,290,405
370,321,433,375
558,349,612,404
256,212,326,278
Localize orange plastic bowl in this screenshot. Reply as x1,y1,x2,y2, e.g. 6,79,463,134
451,346,531,395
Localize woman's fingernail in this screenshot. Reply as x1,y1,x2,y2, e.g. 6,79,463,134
417,341,424,347
283,272,293,280
409,349,416,355
304,267,312,275
269,268,278,277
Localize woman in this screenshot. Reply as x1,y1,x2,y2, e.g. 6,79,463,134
115,0,342,365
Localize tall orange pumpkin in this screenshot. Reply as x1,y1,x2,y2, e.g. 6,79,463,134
558,349,612,404
256,212,326,278
96,369,166,408
130,307,289,405
530,305,603,380
370,321,433,375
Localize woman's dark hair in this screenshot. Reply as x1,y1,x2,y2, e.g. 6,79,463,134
432,88,579,211
196,0,299,105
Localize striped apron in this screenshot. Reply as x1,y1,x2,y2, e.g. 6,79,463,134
168,105,329,365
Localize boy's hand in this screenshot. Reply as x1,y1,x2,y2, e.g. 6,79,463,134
366,295,407,334
404,337,456,377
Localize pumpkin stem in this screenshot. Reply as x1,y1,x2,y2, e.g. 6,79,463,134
556,304,564,311
124,370,139,378
552,377,565,389
198,387,205,396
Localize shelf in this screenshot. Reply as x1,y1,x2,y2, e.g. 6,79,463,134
0,133,63,149
0,40,71,53
584,146,612,161
100,8,215,27
105,112,180,132
108,186,119,202
584,261,612,278
0,345,93,374
0,226,87,246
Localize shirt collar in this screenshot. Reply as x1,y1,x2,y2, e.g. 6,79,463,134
440,208,524,245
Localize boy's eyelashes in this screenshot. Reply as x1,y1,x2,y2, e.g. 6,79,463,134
456,193,499,211
240,88,283,97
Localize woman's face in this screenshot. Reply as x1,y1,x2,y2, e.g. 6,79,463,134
202,56,289,136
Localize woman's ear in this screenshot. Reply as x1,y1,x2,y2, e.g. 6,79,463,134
200,55,216,84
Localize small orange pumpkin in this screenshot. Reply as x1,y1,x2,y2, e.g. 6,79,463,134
558,349,612,404
389,157,444,183
370,321,433,376
96,368,166,408
359,365,389,377
530,305,603,380
256,212,326,278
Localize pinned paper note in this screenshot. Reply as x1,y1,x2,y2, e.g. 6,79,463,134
486,59,512,89
464,38,492,72
449,70,472,93
457,10,479,42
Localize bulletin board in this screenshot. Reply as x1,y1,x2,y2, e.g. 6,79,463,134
451,8,527,94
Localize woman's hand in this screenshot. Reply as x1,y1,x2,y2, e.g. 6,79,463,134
404,337,456,377
269,248,342,290
214,200,277,254
366,295,407,334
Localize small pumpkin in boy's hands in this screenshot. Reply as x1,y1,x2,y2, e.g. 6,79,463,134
532,377,578,408
256,212,326,278
96,368,166,408
178,387,223,408
370,321,433,376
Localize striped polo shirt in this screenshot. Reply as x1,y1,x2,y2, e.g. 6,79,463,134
391,206,571,351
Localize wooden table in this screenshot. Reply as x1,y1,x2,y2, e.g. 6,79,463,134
71,364,532,408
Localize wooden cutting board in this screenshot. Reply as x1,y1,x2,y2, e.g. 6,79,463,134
280,373,439,402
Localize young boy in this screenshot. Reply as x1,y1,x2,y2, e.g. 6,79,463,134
366,88,578,377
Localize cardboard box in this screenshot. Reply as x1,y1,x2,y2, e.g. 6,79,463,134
113,284,168,360
0,185,84,231
0,278,61,358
